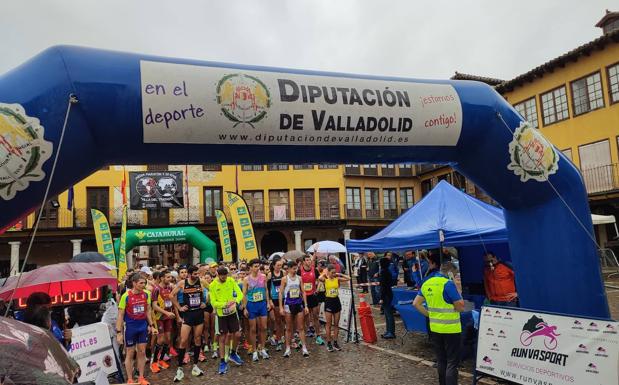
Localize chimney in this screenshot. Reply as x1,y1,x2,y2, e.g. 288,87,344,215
595,9,619,35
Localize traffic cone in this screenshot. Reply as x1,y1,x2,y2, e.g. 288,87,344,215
359,293,369,309
357,294,377,343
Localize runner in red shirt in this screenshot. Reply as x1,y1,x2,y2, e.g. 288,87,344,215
116,273,156,385
300,254,325,345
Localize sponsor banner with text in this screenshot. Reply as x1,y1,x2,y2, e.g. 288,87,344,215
91,209,116,268
141,61,462,146
225,192,258,262
69,322,118,382
476,306,618,385
215,209,233,262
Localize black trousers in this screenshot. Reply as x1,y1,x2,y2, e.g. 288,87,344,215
430,331,461,385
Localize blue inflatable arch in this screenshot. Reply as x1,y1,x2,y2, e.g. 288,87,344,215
0,46,608,318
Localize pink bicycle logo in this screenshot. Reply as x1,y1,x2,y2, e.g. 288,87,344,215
520,321,560,350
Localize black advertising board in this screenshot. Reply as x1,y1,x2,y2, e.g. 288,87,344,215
129,171,184,209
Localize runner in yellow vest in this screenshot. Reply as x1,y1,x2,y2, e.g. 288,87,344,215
413,253,464,385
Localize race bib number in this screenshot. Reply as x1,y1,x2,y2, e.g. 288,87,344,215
303,283,313,292
164,299,172,308
328,288,338,297
189,296,201,307
222,304,236,316
132,304,145,314
253,292,264,302
289,288,300,299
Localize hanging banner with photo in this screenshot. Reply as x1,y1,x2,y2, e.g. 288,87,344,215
476,306,619,385
215,209,233,262
117,205,128,282
91,209,116,269
129,171,184,209
225,192,258,262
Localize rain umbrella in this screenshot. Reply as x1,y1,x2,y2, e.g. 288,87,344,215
268,252,285,261
0,316,80,384
0,262,118,302
306,240,347,254
70,251,107,263
282,250,305,261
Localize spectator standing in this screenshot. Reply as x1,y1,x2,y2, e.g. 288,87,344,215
356,253,369,293
413,253,464,385
367,252,380,305
483,252,518,307
379,258,396,339
402,251,416,287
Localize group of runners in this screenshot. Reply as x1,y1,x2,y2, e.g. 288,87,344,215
115,253,350,384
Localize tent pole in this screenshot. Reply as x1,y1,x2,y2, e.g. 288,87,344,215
345,246,360,343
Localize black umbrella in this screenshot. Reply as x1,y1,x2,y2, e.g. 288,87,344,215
70,251,107,263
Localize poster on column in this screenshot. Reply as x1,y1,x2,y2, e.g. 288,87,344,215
140,61,463,146
476,306,618,385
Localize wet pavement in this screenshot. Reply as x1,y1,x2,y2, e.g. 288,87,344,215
132,276,619,385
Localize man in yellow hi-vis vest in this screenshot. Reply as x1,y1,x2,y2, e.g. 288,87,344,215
413,253,464,385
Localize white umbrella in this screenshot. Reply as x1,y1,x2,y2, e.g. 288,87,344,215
269,252,285,261
306,240,347,254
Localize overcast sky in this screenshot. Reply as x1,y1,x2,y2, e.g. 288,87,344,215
0,1,615,80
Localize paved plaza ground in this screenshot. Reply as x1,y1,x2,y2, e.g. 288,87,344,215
137,273,619,385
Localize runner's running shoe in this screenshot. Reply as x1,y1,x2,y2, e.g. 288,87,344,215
218,361,228,375
191,364,204,377
315,336,325,345
211,350,219,359
260,349,270,360
157,360,169,369
198,351,206,362
333,341,342,351
229,352,244,366
268,336,277,346
138,376,150,385
276,342,283,351
283,347,291,358
302,346,310,357
183,353,190,364
252,351,259,362
150,362,160,373
327,342,334,352
169,347,179,357
173,368,184,382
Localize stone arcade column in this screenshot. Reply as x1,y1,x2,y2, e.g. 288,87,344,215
9,241,20,276
294,230,303,252
70,239,82,256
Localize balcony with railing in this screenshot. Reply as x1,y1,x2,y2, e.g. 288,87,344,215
582,164,619,195
11,202,415,232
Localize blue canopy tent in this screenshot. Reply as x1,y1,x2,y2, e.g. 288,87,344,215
347,180,509,251
347,180,512,299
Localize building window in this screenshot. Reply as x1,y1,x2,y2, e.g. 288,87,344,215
364,188,379,218
269,190,290,221
398,163,413,176
242,191,264,222
203,164,222,171
87,187,109,227
203,187,222,221
147,164,168,171
267,164,289,171
607,63,619,104
381,164,396,176
241,165,263,171
421,179,433,197
571,72,604,116
293,165,314,170
514,97,539,128
579,140,612,194
383,188,397,218
38,196,59,229
318,164,339,169
400,188,414,210
345,164,360,175
345,187,361,218
319,188,340,219
363,164,378,176
540,86,569,125
294,189,315,219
